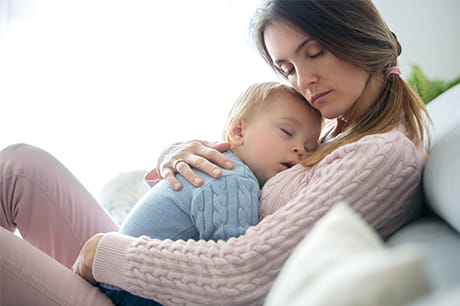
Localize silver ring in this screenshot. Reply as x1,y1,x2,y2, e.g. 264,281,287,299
174,159,187,170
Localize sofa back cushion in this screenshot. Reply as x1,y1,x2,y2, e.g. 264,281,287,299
423,125,460,233
426,84,460,147
423,84,460,233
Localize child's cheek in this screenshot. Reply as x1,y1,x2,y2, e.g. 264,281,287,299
253,134,276,157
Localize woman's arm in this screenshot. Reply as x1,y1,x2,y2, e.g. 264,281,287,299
72,233,104,285
89,130,425,305
157,140,234,190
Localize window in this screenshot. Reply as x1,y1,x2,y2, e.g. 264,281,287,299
0,0,275,196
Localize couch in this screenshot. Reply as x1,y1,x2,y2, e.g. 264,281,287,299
387,83,460,305
100,84,460,305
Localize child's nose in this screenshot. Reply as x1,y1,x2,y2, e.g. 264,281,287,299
292,144,305,156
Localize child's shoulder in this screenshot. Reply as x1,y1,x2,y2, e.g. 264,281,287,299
221,151,257,180
187,151,259,198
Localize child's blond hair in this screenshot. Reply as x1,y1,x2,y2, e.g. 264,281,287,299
222,81,321,141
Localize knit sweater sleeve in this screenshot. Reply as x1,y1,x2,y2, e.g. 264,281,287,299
93,130,426,306
190,174,260,241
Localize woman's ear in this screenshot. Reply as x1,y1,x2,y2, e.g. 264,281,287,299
228,119,246,146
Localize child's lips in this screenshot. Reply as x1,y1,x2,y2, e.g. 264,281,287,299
281,160,297,169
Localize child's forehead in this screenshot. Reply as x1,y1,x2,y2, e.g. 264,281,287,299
265,90,310,108
271,88,307,102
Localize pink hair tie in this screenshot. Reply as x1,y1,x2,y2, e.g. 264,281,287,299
386,66,401,76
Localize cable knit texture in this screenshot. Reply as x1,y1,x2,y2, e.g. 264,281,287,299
118,151,260,242
93,128,427,306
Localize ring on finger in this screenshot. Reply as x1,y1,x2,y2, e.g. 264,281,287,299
174,159,187,170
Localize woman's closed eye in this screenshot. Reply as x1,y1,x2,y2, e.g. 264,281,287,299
278,51,324,78
305,41,325,59
309,50,324,59
279,64,295,77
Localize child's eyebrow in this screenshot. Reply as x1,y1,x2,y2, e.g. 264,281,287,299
279,117,301,126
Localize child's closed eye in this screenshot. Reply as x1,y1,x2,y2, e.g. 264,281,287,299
281,128,293,136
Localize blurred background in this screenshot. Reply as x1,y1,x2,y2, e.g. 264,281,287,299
1,0,459,198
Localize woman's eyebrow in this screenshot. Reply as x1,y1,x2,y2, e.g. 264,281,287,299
274,38,313,65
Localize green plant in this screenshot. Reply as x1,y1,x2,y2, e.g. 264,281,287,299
407,65,460,104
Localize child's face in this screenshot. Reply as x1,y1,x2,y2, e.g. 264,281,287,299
234,91,321,186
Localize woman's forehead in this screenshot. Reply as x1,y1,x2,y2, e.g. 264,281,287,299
264,22,312,58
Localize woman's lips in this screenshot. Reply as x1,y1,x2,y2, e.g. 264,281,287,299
311,90,332,104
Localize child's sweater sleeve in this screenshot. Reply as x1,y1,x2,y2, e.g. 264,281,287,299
190,174,260,241
93,130,426,306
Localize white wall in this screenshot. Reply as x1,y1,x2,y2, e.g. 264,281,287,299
0,0,9,40
373,0,460,80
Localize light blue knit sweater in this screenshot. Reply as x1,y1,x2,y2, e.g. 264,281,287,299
119,151,260,241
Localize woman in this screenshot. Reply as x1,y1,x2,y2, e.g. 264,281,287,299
1,0,431,305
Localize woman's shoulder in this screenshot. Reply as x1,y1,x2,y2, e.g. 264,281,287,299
360,128,424,156
361,127,412,142
325,128,427,167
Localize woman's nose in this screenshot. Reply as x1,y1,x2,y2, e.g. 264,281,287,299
296,66,317,94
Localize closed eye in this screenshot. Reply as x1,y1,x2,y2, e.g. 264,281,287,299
277,63,295,78
284,67,295,77
309,50,324,59
281,128,292,136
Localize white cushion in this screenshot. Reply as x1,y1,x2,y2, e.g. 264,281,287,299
265,202,431,306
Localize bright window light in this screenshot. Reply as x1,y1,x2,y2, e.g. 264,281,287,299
0,0,277,197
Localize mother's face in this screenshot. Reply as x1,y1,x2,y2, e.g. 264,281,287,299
264,22,370,120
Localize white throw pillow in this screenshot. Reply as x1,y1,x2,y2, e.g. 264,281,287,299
265,202,431,306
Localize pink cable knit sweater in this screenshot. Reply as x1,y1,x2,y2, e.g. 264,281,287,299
93,128,426,306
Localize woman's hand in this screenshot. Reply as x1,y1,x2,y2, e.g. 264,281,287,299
72,233,105,285
158,140,234,190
